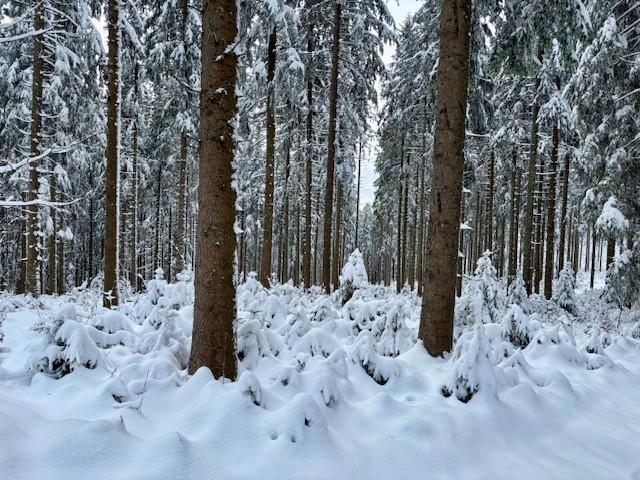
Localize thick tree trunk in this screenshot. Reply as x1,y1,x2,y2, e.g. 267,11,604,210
189,0,238,380
322,1,341,291
418,0,472,357
260,28,277,287
26,0,46,296
104,0,120,307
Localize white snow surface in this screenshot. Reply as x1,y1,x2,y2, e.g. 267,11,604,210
1,280,640,480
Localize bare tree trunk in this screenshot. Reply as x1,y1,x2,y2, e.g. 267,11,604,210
153,163,162,273
294,205,300,285
522,50,543,293
48,171,57,295
606,235,615,270
401,153,410,289
260,28,277,287
18,192,27,294
283,149,291,282
417,113,428,297
322,1,341,291
558,152,570,270
456,189,466,296
396,139,404,293
56,190,65,295
590,225,596,289
303,35,313,288
88,171,94,284
130,69,138,290
419,0,472,357
104,0,121,307
544,122,559,299
332,177,342,288
355,141,362,248
26,0,46,296
487,151,495,253
189,0,238,380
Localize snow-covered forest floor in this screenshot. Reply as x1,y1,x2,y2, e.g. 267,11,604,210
1,270,640,480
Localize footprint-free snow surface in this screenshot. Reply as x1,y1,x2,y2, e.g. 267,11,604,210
1,274,640,480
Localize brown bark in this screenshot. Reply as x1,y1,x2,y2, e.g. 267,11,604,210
417,112,428,297
104,0,120,307
401,153,410,289
283,149,291,282
130,65,138,291
322,1,341,291
396,139,405,292
153,163,162,273
558,152,570,270
189,0,238,380
544,121,559,300
332,176,342,288
355,141,362,248
260,28,277,287
48,170,57,295
522,50,543,293
26,0,45,296
418,0,472,357
303,35,313,288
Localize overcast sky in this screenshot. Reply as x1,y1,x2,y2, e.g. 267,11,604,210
358,1,423,208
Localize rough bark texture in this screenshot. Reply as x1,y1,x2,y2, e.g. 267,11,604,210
322,1,341,291
130,69,138,291
260,28,277,287
543,123,558,299
189,0,238,380
26,0,45,296
558,152,570,270
522,56,542,294
303,35,313,288
418,0,472,357
104,0,120,307
48,170,57,295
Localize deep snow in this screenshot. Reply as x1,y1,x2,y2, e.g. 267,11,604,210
1,271,640,480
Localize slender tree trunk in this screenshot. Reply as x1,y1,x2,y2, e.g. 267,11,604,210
558,152,570,271
18,191,27,294
303,35,314,288
456,189,466,296
508,153,517,282
332,177,342,288
153,163,162,273
48,171,57,295
408,160,419,290
522,51,543,293
295,205,300,285
487,151,495,253
396,139,404,292
606,236,615,270
419,0,472,357
283,149,291,282
104,0,121,307
355,141,362,248
189,0,238,379
417,113,428,297
544,122,559,299
401,153,410,289
590,225,596,289
88,171,94,283
322,1,341,291
57,194,65,295
130,72,138,290
260,27,277,287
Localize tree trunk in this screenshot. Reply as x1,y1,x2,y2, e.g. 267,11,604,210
558,152,570,271
189,0,238,380
104,0,121,307
401,153,410,289
18,191,27,294
48,170,57,295
153,163,162,273
332,176,342,288
88,170,94,284
283,149,291,282
590,225,596,289
544,122,559,299
522,50,543,294
418,0,472,357
417,112,428,297
322,1,341,291
303,35,314,288
355,141,362,248
26,0,46,296
606,235,615,270
396,139,404,293
260,27,277,287
487,151,495,253
130,70,138,291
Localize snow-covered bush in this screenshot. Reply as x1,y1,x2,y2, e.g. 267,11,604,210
308,297,340,333
371,298,414,357
608,241,640,308
28,304,100,378
553,264,577,314
338,249,368,305
350,331,400,385
442,324,497,402
507,271,531,315
456,251,505,327
502,304,539,348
